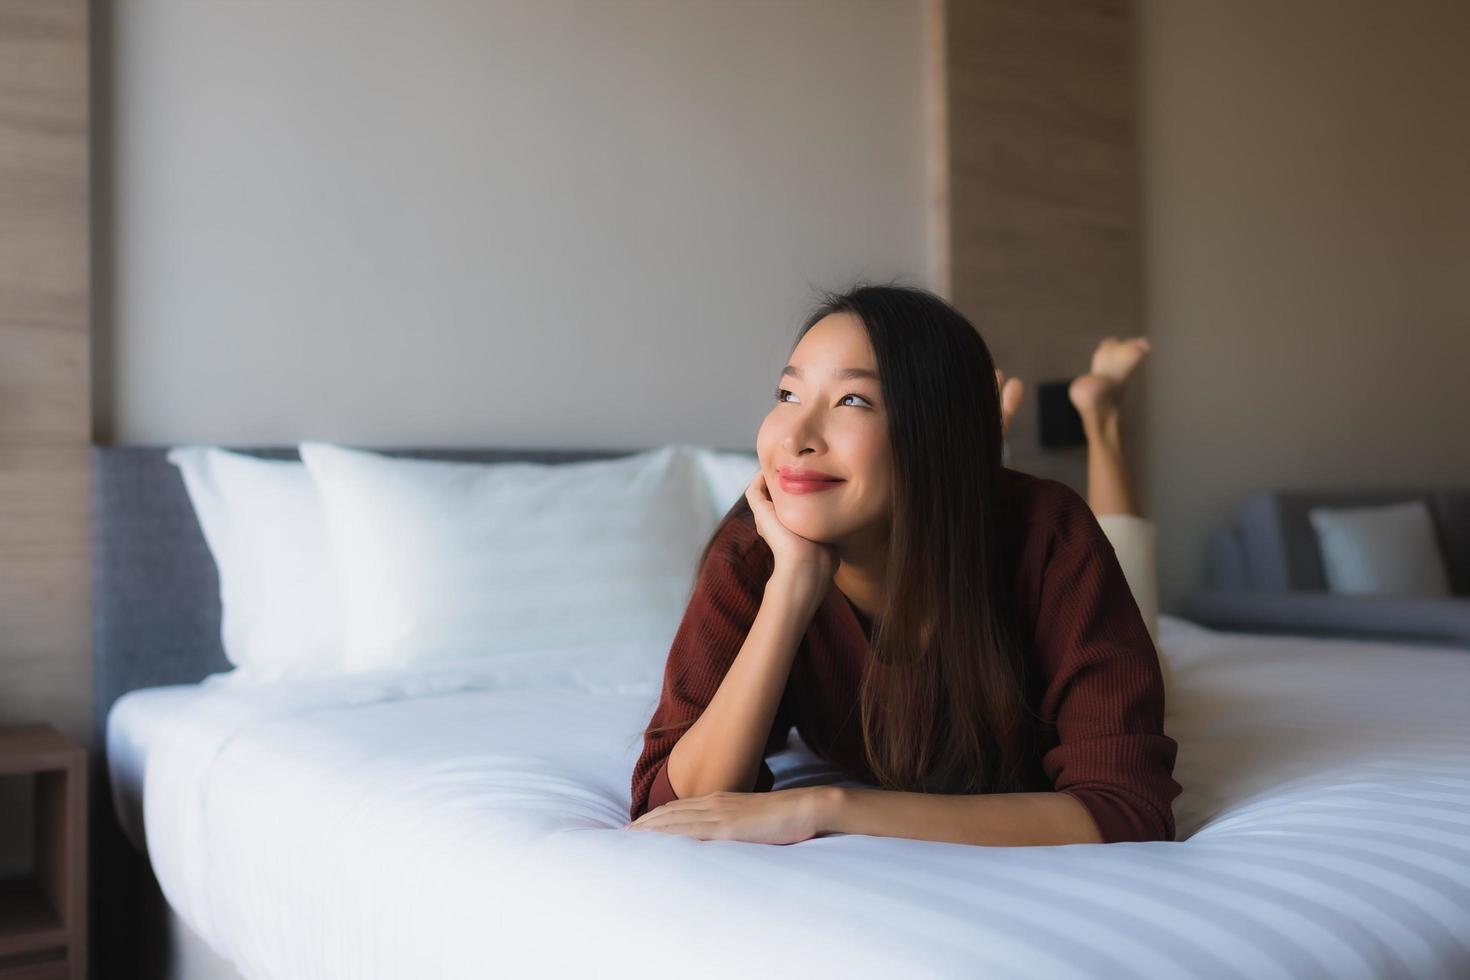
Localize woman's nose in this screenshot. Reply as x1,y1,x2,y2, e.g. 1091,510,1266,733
782,412,825,456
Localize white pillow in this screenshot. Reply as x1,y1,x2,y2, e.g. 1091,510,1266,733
166,446,343,679
1308,500,1451,597
692,448,760,523
297,441,715,672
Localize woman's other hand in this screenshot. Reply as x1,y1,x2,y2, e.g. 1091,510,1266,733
625,786,834,845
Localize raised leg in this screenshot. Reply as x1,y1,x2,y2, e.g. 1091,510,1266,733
1067,337,1150,518
996,341,1161,649
995,368,1024,442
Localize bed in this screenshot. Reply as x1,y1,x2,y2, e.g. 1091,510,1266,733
93,446,1470,980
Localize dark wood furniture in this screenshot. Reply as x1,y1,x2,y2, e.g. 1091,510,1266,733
0,725,86,980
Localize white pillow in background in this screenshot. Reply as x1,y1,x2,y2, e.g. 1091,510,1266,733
166,446,343,680
1308,500,1452,597
298,442,714,672
693,449,760,523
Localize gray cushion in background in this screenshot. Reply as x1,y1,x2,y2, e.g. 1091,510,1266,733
1225,489,1468,594
1191,487,1470,652
1202,524,1249,591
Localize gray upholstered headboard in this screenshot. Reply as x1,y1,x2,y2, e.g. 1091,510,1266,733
90,444,723,743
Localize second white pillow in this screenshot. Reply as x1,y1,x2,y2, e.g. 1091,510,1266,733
298,442,715,672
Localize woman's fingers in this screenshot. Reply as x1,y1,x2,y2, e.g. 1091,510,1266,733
628,800,715,831
632,820,721,838
630,797,711,822
746,469,771,502
744,472,775,525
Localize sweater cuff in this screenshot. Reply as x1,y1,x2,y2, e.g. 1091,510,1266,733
1062,786,1173,844
645,759,680,814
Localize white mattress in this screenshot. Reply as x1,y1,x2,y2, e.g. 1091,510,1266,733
107,615,1470,980
107,683,206,852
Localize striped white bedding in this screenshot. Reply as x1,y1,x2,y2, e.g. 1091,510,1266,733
113,614,1470,979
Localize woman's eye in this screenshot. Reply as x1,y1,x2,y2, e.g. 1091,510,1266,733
774,387,871,408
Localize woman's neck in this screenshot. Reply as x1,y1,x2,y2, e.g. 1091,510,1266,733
833,527,887,623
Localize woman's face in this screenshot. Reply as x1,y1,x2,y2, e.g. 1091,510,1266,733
756,312,892,547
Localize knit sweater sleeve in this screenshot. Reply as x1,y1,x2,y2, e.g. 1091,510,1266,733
1033,535,1183,844
628,539,787,821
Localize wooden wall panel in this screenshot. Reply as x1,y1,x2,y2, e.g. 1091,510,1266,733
0,0,91,747
938,0,1144,492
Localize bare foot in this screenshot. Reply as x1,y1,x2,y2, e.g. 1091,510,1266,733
1068,336,1150,421
994,368,1025,440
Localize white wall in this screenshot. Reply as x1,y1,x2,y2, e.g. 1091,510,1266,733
98,0,930,450
1139,0,1470,610
100,0,1470,613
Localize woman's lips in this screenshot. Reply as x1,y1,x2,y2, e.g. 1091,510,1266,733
778,475,846,495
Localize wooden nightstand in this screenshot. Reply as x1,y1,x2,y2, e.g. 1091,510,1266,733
0,725,86,980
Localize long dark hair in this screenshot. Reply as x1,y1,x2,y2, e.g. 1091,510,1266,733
649,282,1038,796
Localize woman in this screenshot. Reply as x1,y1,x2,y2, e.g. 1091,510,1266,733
626,284,1180,847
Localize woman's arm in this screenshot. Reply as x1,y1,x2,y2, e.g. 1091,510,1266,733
811,786,1104,847
663,567,825,800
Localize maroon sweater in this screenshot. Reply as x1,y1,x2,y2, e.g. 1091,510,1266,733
629,467,1182,843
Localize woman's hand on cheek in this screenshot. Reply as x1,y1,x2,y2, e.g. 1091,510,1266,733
745,472,838,589
625,787,827,845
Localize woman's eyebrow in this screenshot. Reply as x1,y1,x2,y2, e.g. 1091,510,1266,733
781,365,879,382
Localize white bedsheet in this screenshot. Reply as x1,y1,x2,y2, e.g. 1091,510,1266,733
107,683,207,852
110,615,1470,979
